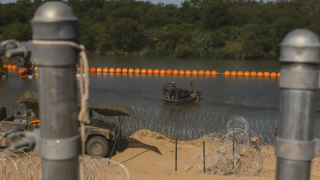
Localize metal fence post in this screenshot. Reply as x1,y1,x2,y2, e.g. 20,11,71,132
276,29,320,180
31,2,80,180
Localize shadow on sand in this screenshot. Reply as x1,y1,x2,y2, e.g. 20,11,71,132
107,137,162,163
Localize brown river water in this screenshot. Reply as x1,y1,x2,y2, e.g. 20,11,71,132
2,55,320,142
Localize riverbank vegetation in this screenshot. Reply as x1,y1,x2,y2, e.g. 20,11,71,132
0,0,319,60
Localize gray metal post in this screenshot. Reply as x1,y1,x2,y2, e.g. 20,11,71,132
276,29,320,180
31,2,79,180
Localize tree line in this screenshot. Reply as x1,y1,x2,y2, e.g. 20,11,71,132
0,0,319,60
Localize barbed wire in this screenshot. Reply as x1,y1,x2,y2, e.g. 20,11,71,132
3,101,320,146
0,149,131,180
2,101,320,177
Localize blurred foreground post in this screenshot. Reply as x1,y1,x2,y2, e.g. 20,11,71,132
276,29,320,180
31,2,80,180
1,1,82,180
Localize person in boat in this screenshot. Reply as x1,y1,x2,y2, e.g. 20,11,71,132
180,86,187,97
21,61,34,75
190,79,195,92
192,89,199,98
22,61,32,69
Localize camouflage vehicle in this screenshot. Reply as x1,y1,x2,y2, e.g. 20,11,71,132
0,90,138,157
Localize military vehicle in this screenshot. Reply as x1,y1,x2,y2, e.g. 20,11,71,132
0,90,138,158
162,80,202,105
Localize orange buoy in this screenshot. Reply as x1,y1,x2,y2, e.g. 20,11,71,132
179,70,185,75
135,68,140,74
270,72,276,77
90,67,96,73
256,71,263,77
231,71,237,76
211,70,218,76
147,69,153,74
237,71,243,76
122,68,128,73
173,69,179,75
185,70,191,75
34,66,38,72
244,71,250,76
7,65,12,70
19,68,24,75
277,72,280,77
160,69,166,74
192,70,198,75
96,67,103,73
166,69,172,75
140,68,147,74
11,65,17,70
128,68,134,74
263,72,270,77
250,71,256,77
109,68,115,73
204,70,211,75
198,70,204,75
103,68,109,73
224,71,230,76
154,69,159,74
116,68,122,73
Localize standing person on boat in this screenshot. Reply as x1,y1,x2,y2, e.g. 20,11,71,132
21,61,33,75
190,79,195,92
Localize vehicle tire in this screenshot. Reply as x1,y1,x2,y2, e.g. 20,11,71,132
86,136,109,158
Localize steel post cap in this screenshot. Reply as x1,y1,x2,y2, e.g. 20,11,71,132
31,1,79,40
280,29,320,63
280,29,320,47
32,1,78,23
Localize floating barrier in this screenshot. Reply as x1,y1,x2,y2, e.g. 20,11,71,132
6,65,281,78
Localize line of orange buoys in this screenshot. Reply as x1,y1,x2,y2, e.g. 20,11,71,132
86,67,280,77
223,71,280,77
3,64,18,70
4,65,281,78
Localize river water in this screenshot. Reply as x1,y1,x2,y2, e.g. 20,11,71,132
1,55,320,142
1,55,282,114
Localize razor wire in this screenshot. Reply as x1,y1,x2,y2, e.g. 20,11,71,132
4,101,320,146
2,101,320,177
86,101,281,145
0,148,131,180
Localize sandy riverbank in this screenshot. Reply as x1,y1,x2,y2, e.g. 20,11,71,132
110,129,320,180
0,129,320,180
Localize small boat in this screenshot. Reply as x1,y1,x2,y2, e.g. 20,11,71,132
161,80,202,105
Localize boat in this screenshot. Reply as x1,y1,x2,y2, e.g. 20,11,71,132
20,62,37,79
161,80,202,105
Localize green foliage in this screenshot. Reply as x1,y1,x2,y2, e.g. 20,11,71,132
1,0,320,60
110,19,146,52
